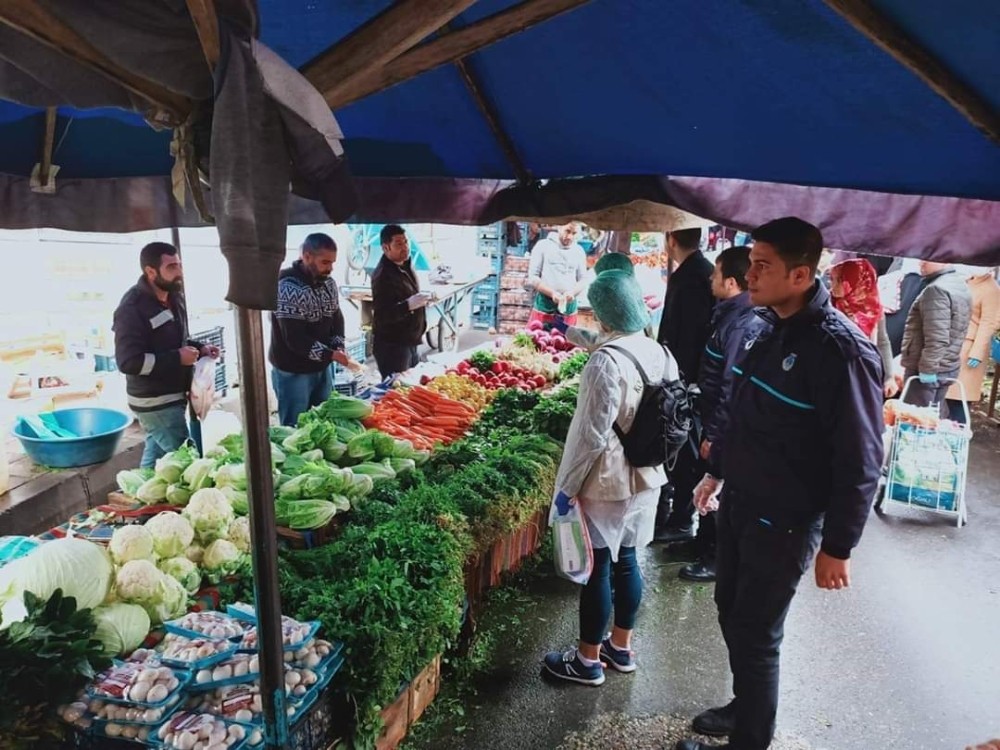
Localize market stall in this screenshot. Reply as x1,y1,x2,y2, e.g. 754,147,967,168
0,324,589,750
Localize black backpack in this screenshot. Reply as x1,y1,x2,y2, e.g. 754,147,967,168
604,344,700,470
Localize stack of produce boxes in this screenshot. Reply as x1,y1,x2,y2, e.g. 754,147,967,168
498,256,533,335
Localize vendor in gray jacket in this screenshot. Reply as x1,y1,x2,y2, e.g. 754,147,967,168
900,262,972,415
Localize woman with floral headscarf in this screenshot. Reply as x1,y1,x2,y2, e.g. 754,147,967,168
829,259,898,397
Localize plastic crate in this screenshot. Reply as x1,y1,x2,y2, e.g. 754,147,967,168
475,275,498,294
94,353,118,373
346,334,367,363
191,326,227,397
473,288,499,307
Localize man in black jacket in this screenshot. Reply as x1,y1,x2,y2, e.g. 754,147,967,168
114,243,219,468
371,225,430,378
675,218,883,750
655,228,715,542
679,246,760,583
269,233,350,426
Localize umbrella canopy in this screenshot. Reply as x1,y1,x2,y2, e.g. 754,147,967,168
0,0,997,266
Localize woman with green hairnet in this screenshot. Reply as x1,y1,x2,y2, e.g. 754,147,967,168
564,254,641,350
543,270,679,686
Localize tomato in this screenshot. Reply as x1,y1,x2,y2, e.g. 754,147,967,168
491,361,504,375
456,361,469,375
533,375,546,389
420,375,432,385
445,368,457,376
468,367,480,377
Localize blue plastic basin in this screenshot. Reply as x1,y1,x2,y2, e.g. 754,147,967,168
13,408,132,468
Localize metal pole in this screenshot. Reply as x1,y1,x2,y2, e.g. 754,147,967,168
233,306,287,748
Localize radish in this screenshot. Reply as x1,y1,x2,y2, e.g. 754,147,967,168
526,320,544,332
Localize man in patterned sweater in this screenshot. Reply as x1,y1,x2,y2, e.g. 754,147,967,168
269,233,350,425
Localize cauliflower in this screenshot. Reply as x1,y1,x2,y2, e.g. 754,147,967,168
182,488,235,545
158,556,203,594
227,517,251,553
185,544,205,565
144,512,195,559
201,540,247,584
115,559,189,625
109,525,156,566
115,559,164,603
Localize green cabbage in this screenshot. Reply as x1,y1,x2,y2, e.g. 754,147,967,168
0,538,114,627
219,486,248,515
136,476,169,505
181,458,217,492
214,463,247,491
166,484,192,507
92,603,151,656
116,468,154,497
154,444,198,484
274,499,340,530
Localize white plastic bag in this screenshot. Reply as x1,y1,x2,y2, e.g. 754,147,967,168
551,502,594,585
189,357,216,421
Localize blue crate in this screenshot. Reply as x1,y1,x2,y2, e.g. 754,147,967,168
475,275,498,294
473,288,498,306
346,334,367,363
93,353,118,373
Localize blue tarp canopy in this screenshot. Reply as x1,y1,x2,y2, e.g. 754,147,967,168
0,0,997,264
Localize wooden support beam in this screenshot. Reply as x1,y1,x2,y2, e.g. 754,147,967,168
38,106,57,188
822,0,999,142
453,55,531,184
0,0,191,122
303,0,479,108
186,0,220,69
322,0,592,109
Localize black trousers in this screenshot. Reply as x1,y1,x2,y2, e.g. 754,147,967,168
374,339,419,379
661,441,703,531
715,494,821,750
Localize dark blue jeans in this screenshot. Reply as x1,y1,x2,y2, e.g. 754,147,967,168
135,403,190,469
579,546,643,646
271,366,332,427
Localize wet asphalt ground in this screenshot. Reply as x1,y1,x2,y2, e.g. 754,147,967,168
405,416,1000,750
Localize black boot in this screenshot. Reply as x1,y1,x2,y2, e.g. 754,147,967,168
678,558,716,583
675,741,731,750
692,699,735,737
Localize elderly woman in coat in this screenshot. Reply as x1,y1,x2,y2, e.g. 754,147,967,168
543,270,678,686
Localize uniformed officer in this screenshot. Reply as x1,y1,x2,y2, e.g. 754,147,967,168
675,217,884,750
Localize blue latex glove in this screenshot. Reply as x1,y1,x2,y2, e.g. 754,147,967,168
918,373,938,385
554,491,573,516
968,358,981,369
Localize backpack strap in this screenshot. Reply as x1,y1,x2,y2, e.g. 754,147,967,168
602,343,656,446
603,344,652,385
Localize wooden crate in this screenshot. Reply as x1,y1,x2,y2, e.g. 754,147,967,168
497,322,521,335
375,655,442,750
500,306,531,323
375,685,410,750
408,655,441,725
276,517,343,550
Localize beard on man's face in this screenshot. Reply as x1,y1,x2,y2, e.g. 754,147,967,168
153,273,183,293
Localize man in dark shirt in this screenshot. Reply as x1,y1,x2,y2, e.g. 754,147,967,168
680,246,759,583
655,228,715,542
371,225,430,378
114,242,219,467
268,233,350,426
675,218,883,750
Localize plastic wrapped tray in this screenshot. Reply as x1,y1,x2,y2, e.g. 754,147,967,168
156,633,240,671
188,653,261,692
165,611,248,641
149,711,252,750
86,662,191,709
